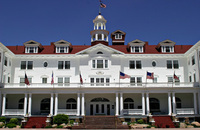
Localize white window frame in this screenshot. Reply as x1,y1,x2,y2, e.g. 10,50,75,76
25,47,38,53
129,60,142,69
130,77,142,86
115,33,122,39
92,59,108,69
58,61,70,69
161,46,174,53
192,55,195,65
20,61,33,70
57,77,70,86
90,77,110,86
20,77,32,86
131,46,143,53
166,60,179,69
56,46,69,53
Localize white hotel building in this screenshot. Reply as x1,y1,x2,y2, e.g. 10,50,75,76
0,14,200,121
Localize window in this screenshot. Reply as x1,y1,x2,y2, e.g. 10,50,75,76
58,77,70,86
4,56,7,66
44,62,48,67
97,51,103,54
153,77,157,83
175,78,180,85
124,98,134,109
20,77,32,85
176,97,181,108
130,77,142,86
152,61,156,67
56,47,69,53
129,60,142,69
58,61,70,69
20,61,33,70
90,77,110,86
192,56,195,65
18,98,24,109
66,98,77,109
168,77,173,83
161,46,174,53
168,76,180,84
189,76,192,82
92,59,108,69
42,78,47,84
25,47,38,53
167,60,179,69
131,46,143,53
115,33,122,39
7,77,10,83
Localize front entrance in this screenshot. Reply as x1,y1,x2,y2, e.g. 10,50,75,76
90,97,110,115
40,98,50,115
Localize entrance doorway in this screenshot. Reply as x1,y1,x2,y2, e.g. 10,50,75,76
150,98,160,114
40,98,50,115
90,97,110,115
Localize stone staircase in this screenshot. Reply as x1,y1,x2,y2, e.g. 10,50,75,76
153,116,175,128
24,117,47,128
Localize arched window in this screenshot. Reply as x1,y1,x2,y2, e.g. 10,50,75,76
40,98,50,114
18,98,24,109
124,98,134,109
66,98,77,109
91,97,110,102
176,97,181,108
97,51,103,54
150,98,160,112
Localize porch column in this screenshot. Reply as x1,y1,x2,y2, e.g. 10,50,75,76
142,93,145,115
172,92,176,114
50,93,54,115
120,93,123,116
81,93,85,116
0,91,2,115
115,93,119,116
168,92,172,115
77,93,80,116
54,93,58,115
2,93,6,116
24,93,28,116
28,93,32,116
146,93,149,115
193,92,197,114
198,92,200,114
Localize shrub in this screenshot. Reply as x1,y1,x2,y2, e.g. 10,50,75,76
69,120,74,124
56,125,63,128
137,119,144,124
6,123,16,128
0,117,6,123
9,118,18,124
45,126,52,128
53,114,69,125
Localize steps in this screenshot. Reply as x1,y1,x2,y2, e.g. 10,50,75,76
153,116,175,128
24,117,47,128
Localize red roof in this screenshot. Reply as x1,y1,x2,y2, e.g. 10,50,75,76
6,44,192,55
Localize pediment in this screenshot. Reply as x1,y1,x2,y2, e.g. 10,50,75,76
23,40,43,49
54,40,72,47
157,39,176,48
128,39,145,46
111,30,126,35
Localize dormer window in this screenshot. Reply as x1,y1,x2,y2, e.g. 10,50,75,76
161,46,174,53
23,40,43,54
25,47,38,53
115,33,122,39
56,46,69,53
127,39,145,53
156,40,175,53
54,40,72,54
131,46,143,53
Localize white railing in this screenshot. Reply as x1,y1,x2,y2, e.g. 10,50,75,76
5,109,24,115
57,109,77,115
176,108,194,114
123,109,143,115
3,82,198,88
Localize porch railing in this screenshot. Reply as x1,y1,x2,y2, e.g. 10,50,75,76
5,109,24,115
57,109,77,115
123,109,143,115
3,82,198,88
176,108,194,114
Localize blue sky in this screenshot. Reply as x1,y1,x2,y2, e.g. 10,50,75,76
0,0,200,46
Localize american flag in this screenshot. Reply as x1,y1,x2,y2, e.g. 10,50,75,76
174,73,179,80
120,72,130,79
100,0,106,8
51,72,54,85
147,72,154,79
80,74,83,84
25,73,30,85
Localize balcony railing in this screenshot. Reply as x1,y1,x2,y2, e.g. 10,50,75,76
57,109,77,115
176,108,195,115
5,109,24,115
123,109,143,115
2,82,198,88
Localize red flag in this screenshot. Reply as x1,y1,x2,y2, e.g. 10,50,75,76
174,73,179,80
80,74,83,84
51,72,54,85
25,73,30,85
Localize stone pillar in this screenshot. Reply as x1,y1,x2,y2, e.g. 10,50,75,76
50,93,54,116
81,93,85,116
172,92,176,114
54,93,58,115
116,93,119,116
168,92,172,115
120,93,123,116
24,93,28,116
146,93,150,115
77,93,80,116
142,93,145,115
194,92,197,114
2,93,6,116
28,93,32,116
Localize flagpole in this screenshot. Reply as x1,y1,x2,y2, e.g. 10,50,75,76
146,71,147,88
119,71,120,88
99,0,101,15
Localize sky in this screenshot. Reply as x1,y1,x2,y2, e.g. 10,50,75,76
0,0,200,46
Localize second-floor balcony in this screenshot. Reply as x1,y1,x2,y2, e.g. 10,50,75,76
2,82,199,88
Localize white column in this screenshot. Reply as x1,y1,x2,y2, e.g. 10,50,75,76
54,93,58,115
142,93,145,115
102,34,104,40
50,93,54,115
95,34,98,40
120,93,123,116
168,92,172,115
194,92,197,114
81,93,85,116
106,35,108,41
77,93,80,116
146,93,149,115
2,93,6,116
101,23,103,30
91,37,93,42
28,93,32,116
115,93,119,116
198,92,200,114
24,93,28,116
104,24,106,30
172,92,176,114
0,91,2,115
